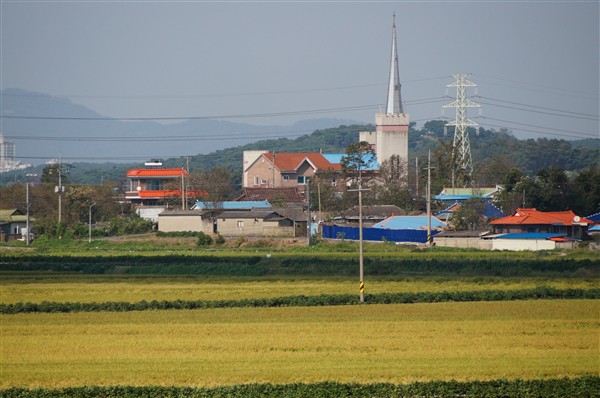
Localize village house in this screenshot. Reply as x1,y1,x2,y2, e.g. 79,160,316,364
490,208,591,240
0,209,29,242
158,200,307,238
124,161,205,222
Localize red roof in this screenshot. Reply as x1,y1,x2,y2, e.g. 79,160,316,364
262,152,342,172
127,168,188,177
490,208,591,226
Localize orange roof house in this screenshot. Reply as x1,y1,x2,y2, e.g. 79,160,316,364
125,167,205,205
490,208,592,240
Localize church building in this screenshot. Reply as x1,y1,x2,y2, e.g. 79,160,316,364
360,14,409,177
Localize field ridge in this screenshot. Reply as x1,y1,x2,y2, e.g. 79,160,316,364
2,286,598,314
2,376,599,398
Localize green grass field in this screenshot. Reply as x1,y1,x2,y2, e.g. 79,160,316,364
1,274,598,304
1,300,598,388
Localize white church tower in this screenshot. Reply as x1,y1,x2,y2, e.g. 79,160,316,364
361,13,409,175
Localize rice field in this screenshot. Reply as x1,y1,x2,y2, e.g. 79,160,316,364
1,300,598,388
1,274,598,304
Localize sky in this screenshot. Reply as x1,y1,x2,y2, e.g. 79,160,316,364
1,1,599,154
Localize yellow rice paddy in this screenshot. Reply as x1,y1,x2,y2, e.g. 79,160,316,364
1,300,598,388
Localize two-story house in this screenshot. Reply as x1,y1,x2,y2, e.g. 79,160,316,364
125,166,188,206
243,151,380,193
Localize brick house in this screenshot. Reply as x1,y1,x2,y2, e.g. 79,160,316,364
243,151,380,194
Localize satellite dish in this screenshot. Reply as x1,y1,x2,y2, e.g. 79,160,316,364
137,186,142,191
573,216,581,222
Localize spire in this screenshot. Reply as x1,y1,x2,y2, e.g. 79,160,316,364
386,12,403,114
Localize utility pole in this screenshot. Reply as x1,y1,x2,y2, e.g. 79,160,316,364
26,182,30,245
272,151,276,188
88,202,96,243
55,155,64,225
348,172,370,303
415,157,419,196
306,181,311,246
426,150,432,246
181,168,186,210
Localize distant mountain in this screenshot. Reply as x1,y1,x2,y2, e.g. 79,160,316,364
0,88,359,165
1,89,597,188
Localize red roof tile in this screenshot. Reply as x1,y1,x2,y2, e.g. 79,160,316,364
490,208,592,226
262,152,341,172
127,168,188,177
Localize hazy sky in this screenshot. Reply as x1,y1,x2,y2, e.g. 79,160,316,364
1,1,599,142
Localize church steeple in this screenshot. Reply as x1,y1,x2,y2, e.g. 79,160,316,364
386,12,403,114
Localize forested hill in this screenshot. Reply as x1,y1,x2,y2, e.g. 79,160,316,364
2,121,598,186
161,121,599,185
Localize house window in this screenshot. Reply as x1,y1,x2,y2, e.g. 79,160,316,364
237,221,244,228
261,179,268,185
297,176,310,185
254,176,259,185
331,177,337,187
283,175,289,181
147,180,162,190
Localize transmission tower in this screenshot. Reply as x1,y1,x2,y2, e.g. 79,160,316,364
443,74,480,188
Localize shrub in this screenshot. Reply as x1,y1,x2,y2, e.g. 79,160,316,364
196,232,213,246
214,233,225,245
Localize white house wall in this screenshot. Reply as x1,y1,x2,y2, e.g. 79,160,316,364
492,239,556,251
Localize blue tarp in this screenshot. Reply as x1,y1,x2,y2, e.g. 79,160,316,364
322,224,437,244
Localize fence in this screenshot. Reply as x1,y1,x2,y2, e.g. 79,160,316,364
322,224,437,244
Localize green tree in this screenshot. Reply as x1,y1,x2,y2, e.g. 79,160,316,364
451,198,488,231
41,163,70,185
570,167,600,216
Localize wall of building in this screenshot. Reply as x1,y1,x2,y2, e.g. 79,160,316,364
243,150,269,187
434,237,493,250
245,156,281,188
136,207,166,223
375,113,409,166
217,218,294,237
158,215,211,233
492,239,556,251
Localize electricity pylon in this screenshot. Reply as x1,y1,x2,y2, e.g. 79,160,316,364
443,74,480,188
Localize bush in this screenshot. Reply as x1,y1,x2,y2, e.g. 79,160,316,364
1,377,598,397
214,233,225,245
196,232,213,246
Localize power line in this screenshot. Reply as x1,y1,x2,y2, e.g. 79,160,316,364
1,76,449,100
479,116,597,139
0,104,381,121
472,73,599,101
476,97,599,120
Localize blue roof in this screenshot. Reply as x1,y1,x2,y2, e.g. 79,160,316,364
434,201,505,219
495,233,565,240
589,225,600,232
373,215,446,230
322,153,381,171
193,200,271,210
433,195,486,201
586,212,600,222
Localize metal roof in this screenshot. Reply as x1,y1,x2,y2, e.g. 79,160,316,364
193,200,271,210
373,215,446,230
